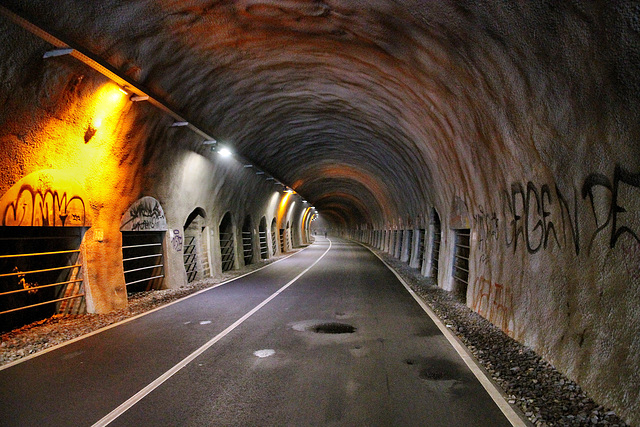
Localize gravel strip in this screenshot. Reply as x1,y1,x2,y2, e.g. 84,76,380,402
373,248,629,427
0,245,631,426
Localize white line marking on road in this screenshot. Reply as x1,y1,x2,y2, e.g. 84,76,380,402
0,247,310,372
364,245,528,427
92,240,332,427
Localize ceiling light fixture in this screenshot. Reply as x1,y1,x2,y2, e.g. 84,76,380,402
42,48,73,58
218,147,232,158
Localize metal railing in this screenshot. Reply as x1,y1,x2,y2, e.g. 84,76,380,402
452,229,471,291
242,231,253,264
220,232,235,272
271,229,277,255
0,244,84,318
259,231,268,259
419,229,426,269
183,235,198,283
122,233,164,292
431,224,441,277
279,229,286,253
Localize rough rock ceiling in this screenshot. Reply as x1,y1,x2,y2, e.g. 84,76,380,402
5,0,638,227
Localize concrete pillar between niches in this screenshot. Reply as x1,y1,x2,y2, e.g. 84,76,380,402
203,226,213,276
422,222,435,277
401,230,411,263
232,222,240,270
395,230,403,259
409,228,421,269
442,228,456,293
252,227,260,264
163,226,188,289
209,226,223,277
384,230,389,253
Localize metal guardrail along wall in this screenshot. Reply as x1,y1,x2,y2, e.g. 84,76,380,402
242,231,253,265
220,232,235,272
183,235,198,283
122,231,165,293
419,229,426,270
259,231,268,259
452,228,471,301
0,229,85,332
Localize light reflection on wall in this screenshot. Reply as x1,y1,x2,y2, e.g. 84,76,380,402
276,191,292,228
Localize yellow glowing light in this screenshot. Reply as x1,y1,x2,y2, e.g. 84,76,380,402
277,192,292,228
91,84,126,130
301,207,312,237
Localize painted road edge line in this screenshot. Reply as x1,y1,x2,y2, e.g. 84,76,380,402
365,246,529,427
0,245,312,371
91,239,333,427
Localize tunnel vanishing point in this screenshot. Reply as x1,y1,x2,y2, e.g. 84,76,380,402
0,1,639,424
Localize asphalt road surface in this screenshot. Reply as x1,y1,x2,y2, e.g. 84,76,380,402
0,238,518,427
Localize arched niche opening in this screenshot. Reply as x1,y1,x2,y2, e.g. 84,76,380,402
0,170,91,332
183,208,210,283
258,216,268,260
241,215,253,266
270,218,278,256
219,212,235,272
120,196,167,295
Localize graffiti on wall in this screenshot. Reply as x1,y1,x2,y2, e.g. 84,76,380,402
501,165,640,256
470,276,515,336
473,205,499,264
0,170,89,227
469,165,639,334
120,196,168,232
171,229,183,252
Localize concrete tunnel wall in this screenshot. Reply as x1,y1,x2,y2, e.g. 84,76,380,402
0,1,639,424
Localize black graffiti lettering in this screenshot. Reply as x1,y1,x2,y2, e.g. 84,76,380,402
510,183,525,251
525,182,543,254
473,205,499,258
129,201,164,221
611,165,640,248
542,184,561,250
501,166,639,257
2,184,86,227
555,184,580,256
581,173,613,254
502,191,514,248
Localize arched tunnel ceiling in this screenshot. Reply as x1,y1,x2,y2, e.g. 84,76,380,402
6,0,640,227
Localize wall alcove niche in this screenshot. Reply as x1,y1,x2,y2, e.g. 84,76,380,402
183,208,210,282
120,196,167,294
0,170,91,332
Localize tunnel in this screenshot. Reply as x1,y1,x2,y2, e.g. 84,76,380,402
0,1,638,424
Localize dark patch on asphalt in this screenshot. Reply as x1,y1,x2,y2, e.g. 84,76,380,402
310,322,356,334
414,328,441,337
404,357,464,382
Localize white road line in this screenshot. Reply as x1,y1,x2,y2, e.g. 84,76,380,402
0,247,309,372
364,245,528,427
92,240,332,427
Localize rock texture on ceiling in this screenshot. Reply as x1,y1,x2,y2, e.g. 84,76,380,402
8,0,638,228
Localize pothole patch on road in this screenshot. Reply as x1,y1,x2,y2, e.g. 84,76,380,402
310,322,356,334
